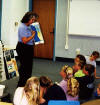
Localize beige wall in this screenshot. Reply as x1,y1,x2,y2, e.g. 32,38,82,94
1,0,29,49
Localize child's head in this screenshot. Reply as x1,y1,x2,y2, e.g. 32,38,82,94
90,51,100,61
60,65,73,79
75,54,86,65
24,76,40,105
83,64,95,76
75,62,85,70
39,76,52,88
24,76,39,92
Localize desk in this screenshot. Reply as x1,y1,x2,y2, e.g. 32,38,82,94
0,102,13,105
81,99,100,105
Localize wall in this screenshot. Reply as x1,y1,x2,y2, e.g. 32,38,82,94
1,0,29,49
55,0,100,59
1,0,100,60
55,0,68,58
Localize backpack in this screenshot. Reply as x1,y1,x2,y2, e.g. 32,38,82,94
67,77,79,97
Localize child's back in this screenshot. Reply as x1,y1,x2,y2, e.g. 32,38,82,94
75,64,95,100
59,65,79,101
67,77,79,100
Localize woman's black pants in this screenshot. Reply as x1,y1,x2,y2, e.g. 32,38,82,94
16,42,34,87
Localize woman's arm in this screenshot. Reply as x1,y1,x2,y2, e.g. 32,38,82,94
22,31,35,44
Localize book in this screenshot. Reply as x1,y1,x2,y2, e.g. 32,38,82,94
31,22,44,45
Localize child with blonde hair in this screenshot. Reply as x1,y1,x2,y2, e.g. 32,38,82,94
13,76,40,105
59,65,79,101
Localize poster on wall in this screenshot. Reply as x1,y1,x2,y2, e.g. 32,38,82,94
4,50,19,79
31,22,44,45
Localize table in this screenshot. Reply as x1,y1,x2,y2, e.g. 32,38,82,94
81,99,100,105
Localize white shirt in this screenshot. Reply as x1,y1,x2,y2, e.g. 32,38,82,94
13,87,29,105
85,56,96,67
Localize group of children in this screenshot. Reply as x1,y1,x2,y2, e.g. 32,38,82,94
72,51,100,100
58,51,100,103
59,60,95,103
13,51,100,105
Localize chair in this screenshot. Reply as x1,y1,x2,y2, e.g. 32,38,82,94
48,100,80,105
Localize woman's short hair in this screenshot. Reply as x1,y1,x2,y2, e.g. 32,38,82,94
21,11,39,23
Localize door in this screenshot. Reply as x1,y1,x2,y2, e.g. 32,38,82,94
32,0,55,59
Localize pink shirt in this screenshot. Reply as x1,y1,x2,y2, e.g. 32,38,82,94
59,79,78,101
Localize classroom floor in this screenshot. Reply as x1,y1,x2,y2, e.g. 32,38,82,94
1,58,100,103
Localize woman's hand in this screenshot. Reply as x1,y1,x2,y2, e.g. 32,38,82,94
31,31,35,37
22,31,35,44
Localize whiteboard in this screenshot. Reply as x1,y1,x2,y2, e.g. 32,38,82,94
69,0,100,37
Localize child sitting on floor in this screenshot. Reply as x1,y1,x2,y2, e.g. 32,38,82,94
73,54,86,74
59,65,79,101
75,64,95,102
13,76,40,105
39,76,66,105
85,51,100,79
74,62,85,77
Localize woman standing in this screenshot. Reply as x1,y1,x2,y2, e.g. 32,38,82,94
16,12,38,87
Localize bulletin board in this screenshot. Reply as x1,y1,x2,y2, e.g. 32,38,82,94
69,0,100,37
4,49,19,79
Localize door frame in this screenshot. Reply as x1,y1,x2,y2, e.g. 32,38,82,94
29,0,57,61
0,0,2,40
29,0,33,11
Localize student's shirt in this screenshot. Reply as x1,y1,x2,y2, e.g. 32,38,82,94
75,75,95,99
59,80,67,99
59,79,78,101
85,56,96,67
43,84,66,104
74,70,85,77
13,87,29,105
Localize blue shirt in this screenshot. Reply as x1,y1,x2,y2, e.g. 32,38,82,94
18,23,34,45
